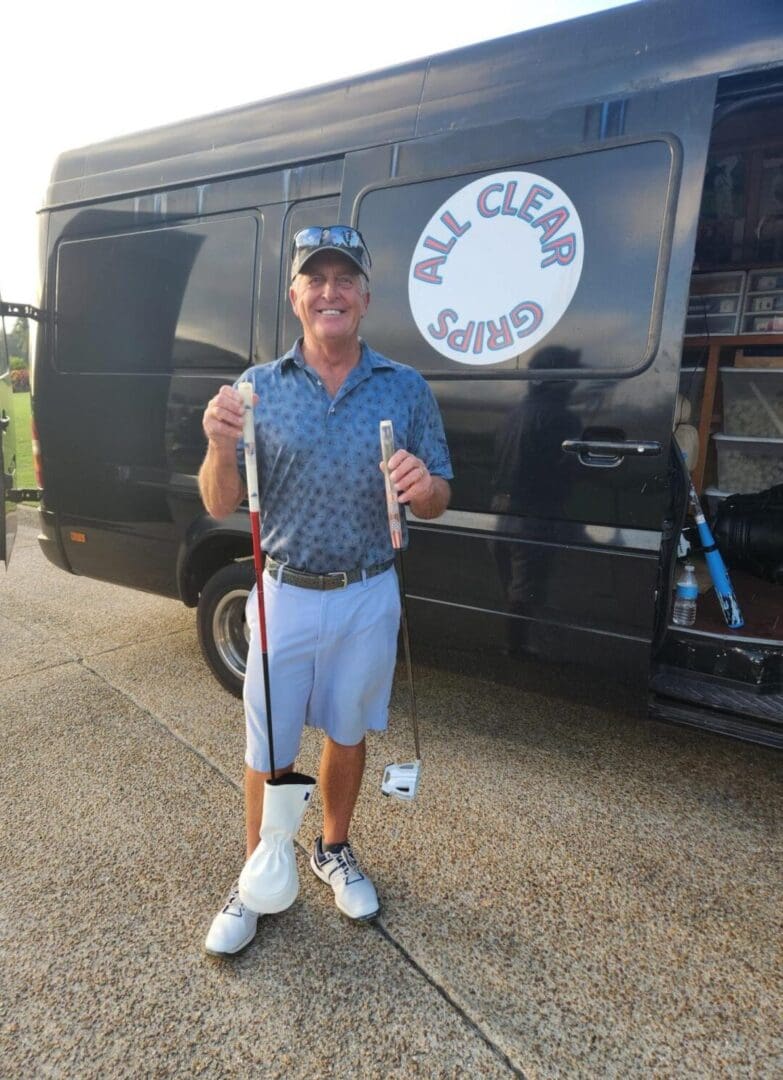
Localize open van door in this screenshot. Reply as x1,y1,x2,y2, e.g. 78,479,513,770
0,293,17,568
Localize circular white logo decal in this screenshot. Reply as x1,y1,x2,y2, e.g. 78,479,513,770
408,171,584,366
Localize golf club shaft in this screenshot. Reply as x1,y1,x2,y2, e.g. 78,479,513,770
395,550,421,760
380,420,421,761
677,446,743,629
687,480,744,629
240,382,277,780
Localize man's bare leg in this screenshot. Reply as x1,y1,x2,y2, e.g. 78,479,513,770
244,762,294,858
319,736,366,845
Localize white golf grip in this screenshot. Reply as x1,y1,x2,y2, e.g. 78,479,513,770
380,419,403,550
238,382,260,513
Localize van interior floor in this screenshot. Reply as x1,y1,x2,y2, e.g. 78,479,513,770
653,558,783,747
684,559,783,642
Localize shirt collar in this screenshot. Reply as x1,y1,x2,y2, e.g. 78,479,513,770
280,340,306,369
281,339,394,374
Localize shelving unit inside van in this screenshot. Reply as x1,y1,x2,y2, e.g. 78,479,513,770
681,331,783,504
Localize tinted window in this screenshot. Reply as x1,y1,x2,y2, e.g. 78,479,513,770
56,215,258,373
357,141,673,375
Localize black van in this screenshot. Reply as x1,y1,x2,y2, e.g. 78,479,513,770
12,0,783,744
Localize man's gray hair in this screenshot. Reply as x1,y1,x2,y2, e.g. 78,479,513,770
291,266,370,296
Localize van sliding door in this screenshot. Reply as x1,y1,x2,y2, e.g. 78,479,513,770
47,213,259,595
341,76,718,679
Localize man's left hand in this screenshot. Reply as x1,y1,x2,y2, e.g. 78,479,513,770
385,450,434,505
381,450,451,520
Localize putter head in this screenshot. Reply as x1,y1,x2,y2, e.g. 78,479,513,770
381,760,421,802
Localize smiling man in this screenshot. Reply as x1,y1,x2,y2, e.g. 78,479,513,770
198,226,453,956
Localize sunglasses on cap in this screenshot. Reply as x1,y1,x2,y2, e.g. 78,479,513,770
290,225,372,280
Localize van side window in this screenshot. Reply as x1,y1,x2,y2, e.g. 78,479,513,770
55,215,258,373
357,141,673,376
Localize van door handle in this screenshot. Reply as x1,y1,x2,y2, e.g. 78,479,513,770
561,439,662,467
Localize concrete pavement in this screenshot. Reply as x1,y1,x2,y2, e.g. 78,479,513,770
1,509,781,1078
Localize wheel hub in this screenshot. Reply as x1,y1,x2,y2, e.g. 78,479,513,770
211,587,250,681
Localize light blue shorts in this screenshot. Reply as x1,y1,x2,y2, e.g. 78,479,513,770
243,566,401,773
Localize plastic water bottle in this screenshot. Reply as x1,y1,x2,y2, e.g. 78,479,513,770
672,563,698,627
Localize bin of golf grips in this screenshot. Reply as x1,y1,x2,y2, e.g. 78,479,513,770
721,368,783,437
685,270,745,336
677,366,707,426
740,268,783,334
713,433,783,494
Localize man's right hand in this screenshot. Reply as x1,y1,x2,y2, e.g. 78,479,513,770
198,385,255,519
203,385,247,454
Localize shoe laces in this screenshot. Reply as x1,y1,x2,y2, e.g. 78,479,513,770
223,883,247,916
329,843,363,885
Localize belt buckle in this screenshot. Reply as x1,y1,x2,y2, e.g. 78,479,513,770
327,571,348,589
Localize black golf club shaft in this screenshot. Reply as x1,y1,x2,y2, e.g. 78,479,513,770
395,550,420,760
380,418,421,763
251,518,277,781
241,381,276,780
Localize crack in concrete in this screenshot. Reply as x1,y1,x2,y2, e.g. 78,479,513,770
0,616,193,684
75,655,526,1078
370,921,527,1078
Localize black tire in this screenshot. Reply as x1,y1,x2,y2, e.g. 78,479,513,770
197,561,256,698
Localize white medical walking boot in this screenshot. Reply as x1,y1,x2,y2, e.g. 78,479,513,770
238,772,316,914
310,837,380,920
204,881,259,957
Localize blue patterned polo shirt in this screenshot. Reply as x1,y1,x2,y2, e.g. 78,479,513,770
234,340,453,573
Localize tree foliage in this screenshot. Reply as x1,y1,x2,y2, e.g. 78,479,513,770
6,318,29,363
10,368,30,392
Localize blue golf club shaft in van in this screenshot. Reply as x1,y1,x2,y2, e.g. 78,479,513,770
681,451,744,629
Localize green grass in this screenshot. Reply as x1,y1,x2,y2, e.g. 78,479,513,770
11,391,36,492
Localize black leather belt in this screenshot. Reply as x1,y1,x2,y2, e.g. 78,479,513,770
265,556,394,591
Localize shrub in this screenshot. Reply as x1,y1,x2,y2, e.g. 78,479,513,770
10,368,30,392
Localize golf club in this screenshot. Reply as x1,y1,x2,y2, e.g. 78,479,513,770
679,446,744,629
236,381,315,915
380,419,421,801
238,382,277,778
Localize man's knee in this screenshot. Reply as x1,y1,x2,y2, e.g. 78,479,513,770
324,734,366,752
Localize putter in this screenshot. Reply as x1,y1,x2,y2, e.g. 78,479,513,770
236,382,315,915
380,419,421,801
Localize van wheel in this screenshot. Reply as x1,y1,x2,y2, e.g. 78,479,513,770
197,561,255,698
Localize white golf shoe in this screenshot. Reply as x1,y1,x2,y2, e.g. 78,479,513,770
310,837,380,920
204,881,259,957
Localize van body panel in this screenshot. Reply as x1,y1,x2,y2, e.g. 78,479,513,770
36,508,71,573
